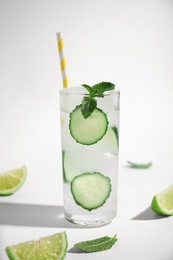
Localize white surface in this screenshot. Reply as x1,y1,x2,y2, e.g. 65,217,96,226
0,167,173,260
0,0,173,259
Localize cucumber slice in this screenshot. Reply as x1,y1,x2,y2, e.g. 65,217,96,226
69,106,108,145
63,150,100,183
98,127,119,154
112,126,119,146
63,151,89,183
71,172,111,211
62,151,68,182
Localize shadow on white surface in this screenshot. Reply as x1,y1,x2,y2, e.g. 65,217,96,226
132,207,170,220
0,202,92,229
68,247,88,254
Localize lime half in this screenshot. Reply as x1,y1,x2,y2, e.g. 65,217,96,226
151,184,173,216
0,166,26,196
6,232,68,260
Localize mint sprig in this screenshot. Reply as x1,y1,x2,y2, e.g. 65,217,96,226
74,234,117,252
81,82,115,118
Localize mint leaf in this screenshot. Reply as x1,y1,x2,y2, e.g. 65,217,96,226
81,96,97,119
92,82,115,97
82,84,93,95
82,82,115,98
80,82,115,119
127,161,152,169
74,234,117,252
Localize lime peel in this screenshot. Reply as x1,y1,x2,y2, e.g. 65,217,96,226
0,166,26,196
151,184,173,216
6,232,68,260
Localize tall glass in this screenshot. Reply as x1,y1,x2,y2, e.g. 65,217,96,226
59,86,120,226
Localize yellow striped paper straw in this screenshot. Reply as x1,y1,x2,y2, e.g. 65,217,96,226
56,32,69,88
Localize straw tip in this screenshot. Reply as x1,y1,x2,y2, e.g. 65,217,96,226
56,32,63,41
56,32,62,36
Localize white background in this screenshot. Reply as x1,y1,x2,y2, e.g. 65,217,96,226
0,0,173,259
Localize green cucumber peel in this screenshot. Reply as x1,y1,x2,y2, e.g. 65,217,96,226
112,126,119,147
81,82,115,119
62,151,68,183
74,234,118,252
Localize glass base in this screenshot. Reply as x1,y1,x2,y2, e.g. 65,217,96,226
65,214,115,227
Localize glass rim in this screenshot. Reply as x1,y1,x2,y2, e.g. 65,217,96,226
59,86,120,96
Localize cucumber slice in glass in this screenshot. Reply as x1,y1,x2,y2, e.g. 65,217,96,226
69,106,108,145
63,150,100,183
71,172,111,211
98,127,119,154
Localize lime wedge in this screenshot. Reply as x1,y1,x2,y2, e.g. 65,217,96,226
151,184,173,216
0,166,26,196
6,232,68,260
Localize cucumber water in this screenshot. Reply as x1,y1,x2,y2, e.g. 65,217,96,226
60,85,120,225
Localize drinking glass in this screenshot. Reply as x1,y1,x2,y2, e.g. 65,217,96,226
59,86,120,226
